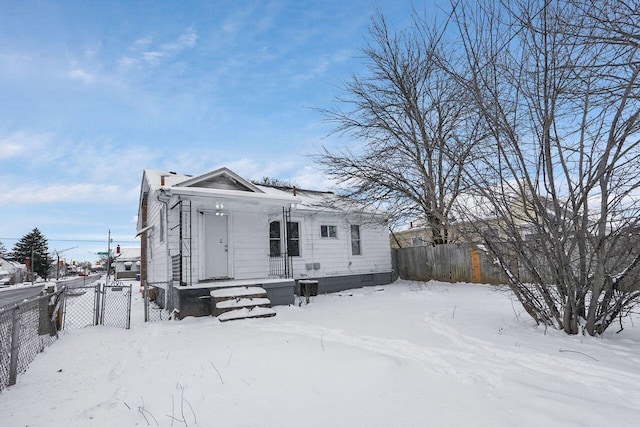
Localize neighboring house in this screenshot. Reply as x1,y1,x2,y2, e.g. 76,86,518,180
390,191,542,248
113,246,141,279
137,167,393,318
390,220,433,249
0,257,27,286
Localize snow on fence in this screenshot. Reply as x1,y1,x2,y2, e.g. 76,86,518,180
0,288,64,391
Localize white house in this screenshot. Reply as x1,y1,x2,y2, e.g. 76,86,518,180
112,246,141,280
137,167,393,318
0,257,27,286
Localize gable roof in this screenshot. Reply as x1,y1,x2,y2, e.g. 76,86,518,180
137,167,385,228
175,167,264,193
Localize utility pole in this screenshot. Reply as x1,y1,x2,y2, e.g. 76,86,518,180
106,230,112,286
55,246,78,280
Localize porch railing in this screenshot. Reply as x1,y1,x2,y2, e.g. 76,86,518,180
269,254,292,278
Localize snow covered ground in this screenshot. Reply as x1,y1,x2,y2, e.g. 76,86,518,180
1,279,639,426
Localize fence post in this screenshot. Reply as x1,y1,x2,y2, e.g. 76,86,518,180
8,306,21,386
127,284,132,329
143,280,149,322
94,282,101,326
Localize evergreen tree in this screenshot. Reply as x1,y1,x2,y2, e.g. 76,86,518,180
11,228,52,280
0,240,7,258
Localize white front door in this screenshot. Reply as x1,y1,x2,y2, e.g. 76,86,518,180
204,213,229,278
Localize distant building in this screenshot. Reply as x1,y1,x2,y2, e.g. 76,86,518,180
0,257,27,285
112,246,141,280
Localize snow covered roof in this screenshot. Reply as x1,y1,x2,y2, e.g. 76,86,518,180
142,169,193,189
141,168,297,205
113,247,140,261
140,167,383,217
0,257,25,272
175,167,264,193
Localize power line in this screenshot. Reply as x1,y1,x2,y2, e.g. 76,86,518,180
0,237,139,244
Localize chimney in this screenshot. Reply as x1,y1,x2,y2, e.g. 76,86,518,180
116,245,121,254
292,186,297,196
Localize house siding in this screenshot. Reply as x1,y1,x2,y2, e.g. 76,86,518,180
289,213,392,280
139,168,395,318
229,210,270,279
146,194,170,285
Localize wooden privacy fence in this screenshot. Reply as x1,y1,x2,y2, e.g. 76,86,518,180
393,244,510,285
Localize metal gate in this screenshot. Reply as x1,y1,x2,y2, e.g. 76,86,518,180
63,281,132,330
143,281,172,322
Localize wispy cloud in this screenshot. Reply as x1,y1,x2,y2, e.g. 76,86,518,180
0,131,51,159
291,165,333,190
293,49,353,82
161,28,198,50
118,27,198,70
1,130,153,204
142,51,164,65
69,68,95,83
218,158,332,190
0,182,124,204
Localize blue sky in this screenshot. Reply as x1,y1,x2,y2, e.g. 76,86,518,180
0,0,440,263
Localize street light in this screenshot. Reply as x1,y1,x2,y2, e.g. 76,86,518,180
54,246,77,280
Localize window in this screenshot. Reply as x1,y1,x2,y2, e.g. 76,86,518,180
287,221,300,257
350,224,361,255
320,225,337,238
270,220,301,257
411,236,425,246
269,221,281,257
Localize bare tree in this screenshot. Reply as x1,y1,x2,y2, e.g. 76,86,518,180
251,177,297,188
448,0,640,335
313,10,480,244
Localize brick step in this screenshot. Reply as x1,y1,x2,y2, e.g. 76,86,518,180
217,306,276,322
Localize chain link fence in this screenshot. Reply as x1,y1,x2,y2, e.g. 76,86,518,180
0,288,64,392
63,280,132,330
1,279,133,391
145,281,172,321
101,281,132,329
62,284,99,330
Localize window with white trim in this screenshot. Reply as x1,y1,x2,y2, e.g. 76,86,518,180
350,224,361,255
269,221,281,257
287,221,300,257
320,225,337,238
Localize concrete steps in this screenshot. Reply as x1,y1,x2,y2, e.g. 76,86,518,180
210,286,276,321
